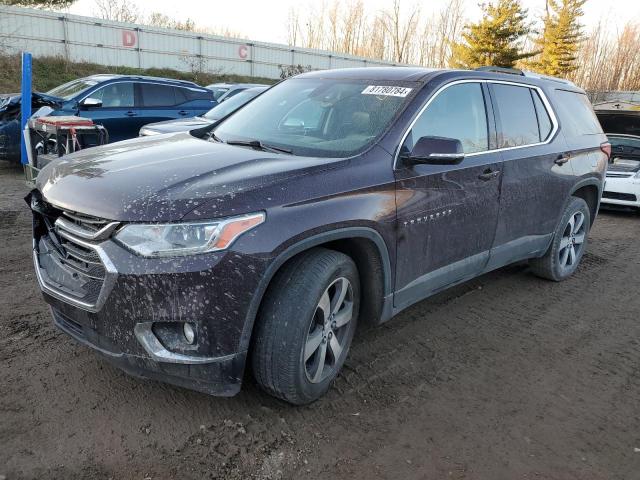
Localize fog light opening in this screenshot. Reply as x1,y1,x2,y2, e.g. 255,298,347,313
183,323,196,345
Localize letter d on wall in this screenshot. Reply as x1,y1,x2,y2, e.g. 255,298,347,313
122,30,137,47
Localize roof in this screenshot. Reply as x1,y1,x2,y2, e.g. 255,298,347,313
84,74,202,88
294,67,583,91
297,67,439,82
206,82,270,89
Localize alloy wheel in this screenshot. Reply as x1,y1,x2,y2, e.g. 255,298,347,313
558,211,586,270
304,277,354,383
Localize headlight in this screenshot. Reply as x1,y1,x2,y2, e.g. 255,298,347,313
114,212,265,257
139,127,161,136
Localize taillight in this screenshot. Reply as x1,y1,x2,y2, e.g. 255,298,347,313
600,142,612,161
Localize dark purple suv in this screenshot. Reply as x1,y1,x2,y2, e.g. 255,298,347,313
28,67,608,404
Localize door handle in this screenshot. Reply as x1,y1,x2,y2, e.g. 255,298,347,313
178,110,189,116
555,153,571,165
478,169,500,181
125,111,137,117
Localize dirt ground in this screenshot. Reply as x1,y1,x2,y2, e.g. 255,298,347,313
1,161,639,480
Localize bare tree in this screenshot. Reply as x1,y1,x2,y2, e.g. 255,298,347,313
379,0,420,63
93,0,140,23
147,12,195,31
569,19,640,92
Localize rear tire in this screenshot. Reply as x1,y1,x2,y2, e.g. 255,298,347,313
252,248,360,405
529,197,590,281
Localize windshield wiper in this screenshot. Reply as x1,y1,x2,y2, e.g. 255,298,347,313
209,131,223,143
226,139,292,154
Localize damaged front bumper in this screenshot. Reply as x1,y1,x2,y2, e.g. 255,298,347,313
29,194,268,396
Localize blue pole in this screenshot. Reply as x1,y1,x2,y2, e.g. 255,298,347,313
20,52,32,165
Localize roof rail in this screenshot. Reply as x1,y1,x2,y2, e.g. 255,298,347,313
520,70,575,86
474,66,576,86
474,66,524,76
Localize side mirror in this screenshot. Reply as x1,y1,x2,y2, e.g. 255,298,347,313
80,97,102,109
401,136,465,165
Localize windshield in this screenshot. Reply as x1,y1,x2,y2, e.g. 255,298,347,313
213,78,415,158
208,87,230,101
203,88,265,120
46,79,98,100
607,134,640,149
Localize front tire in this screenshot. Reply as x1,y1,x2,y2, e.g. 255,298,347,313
252,248,360,405
529,197,591,281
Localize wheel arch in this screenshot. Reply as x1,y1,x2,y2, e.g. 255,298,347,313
238,227,393,355
570,179,602,225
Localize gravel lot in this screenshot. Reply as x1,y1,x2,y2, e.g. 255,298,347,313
1,161,639,480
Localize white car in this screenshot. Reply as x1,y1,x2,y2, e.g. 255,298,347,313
601,134,640,210
594,102,640,210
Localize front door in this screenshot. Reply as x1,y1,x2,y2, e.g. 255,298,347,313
394,81,502,310
78,82,139,142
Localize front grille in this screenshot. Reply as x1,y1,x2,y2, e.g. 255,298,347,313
31,196,116,310
61,210,114,234
602,191,638,201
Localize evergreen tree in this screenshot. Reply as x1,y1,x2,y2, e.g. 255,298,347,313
449,0,533,69
530,0,587,77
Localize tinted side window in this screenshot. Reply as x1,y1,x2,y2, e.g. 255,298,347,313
492,84,539,148
174,87,188,105
140,84,177,107
91,82,134,108
175,87,212,104
554,90,604,138
403,82,489,154
531,90,553,141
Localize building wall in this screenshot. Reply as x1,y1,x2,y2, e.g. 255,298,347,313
0,5,402,80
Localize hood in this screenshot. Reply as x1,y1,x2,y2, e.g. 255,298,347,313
0,92,63,117
36,132,336,222
141,116,213,135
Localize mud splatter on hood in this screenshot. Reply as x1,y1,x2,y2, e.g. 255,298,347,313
36,132,336,222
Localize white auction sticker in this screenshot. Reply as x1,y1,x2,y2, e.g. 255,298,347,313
361,85,413,97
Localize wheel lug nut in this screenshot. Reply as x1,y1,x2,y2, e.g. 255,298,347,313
331,321,336,329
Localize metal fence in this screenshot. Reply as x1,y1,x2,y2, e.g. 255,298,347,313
0,5,402,80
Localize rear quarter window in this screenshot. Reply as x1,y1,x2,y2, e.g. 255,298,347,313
176,87,212,104
554,90,603,138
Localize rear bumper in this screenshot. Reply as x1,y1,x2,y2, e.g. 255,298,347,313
51,306,246,396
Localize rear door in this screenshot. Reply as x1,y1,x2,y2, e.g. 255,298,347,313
136,83,187,130
485,81,574,270
394,81,503,309
78,82,138,142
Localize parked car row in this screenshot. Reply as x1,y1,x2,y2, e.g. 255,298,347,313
0,76,268,162
28,66,610,405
